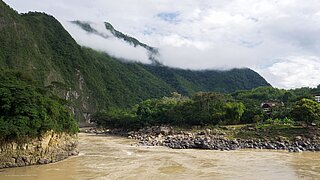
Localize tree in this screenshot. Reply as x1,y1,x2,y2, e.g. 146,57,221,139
223,102,246,125
291,98,320,125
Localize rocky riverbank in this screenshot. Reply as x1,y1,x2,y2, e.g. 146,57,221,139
0,131,78,169
84,126,320,153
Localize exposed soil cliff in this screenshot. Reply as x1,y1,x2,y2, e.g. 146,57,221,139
0,131,78,169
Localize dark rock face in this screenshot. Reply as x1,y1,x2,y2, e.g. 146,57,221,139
0,131,78,169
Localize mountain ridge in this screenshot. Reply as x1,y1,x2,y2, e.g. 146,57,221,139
71,20,160,64
0,0,270,125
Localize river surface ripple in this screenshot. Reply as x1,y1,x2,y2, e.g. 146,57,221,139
1,133,320,180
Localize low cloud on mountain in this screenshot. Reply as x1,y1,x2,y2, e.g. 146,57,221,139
63,22,151,64
5,0,320,89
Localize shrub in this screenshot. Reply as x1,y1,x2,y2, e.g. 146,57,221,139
264,117,294,125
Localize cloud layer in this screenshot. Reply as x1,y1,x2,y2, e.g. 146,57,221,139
63,22,151,64
258,56,320,89
4,0,320,89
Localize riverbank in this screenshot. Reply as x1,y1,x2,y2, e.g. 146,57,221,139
0,131,79,169
83,125,320,152
2,133,320,179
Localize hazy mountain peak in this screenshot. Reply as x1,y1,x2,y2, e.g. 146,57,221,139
71,20,160,64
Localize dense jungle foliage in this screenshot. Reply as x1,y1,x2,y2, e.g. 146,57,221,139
0,70,78,141
93,86,320,130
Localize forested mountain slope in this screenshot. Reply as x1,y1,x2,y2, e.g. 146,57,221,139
0,0,270,125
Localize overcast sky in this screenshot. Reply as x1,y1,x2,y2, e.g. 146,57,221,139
4,0,320,89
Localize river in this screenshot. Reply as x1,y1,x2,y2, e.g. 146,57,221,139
1,133,320,179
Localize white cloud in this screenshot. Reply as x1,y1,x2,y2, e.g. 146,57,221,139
257,56,320,89
63,22,151,64
4,0,320,89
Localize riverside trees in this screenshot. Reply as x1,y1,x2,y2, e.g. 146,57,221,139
93,85,320,130
92,92,246,129
291,98,320,125
0,70,78,141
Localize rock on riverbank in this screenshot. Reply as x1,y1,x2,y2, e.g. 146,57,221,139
84,126,320,152
134,127,320,152
0,131,78,169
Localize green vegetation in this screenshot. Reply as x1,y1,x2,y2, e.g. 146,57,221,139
1,0,320,142
0,0,270,124
93,85,320,130
291,98,320,124
0,70,78,141
233,85,320,123
225,124,311,140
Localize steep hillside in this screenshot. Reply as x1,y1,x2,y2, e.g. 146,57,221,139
0,1,270,125
141,65,268,95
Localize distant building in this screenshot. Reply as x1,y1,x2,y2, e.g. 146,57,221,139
315,95,320,103
261,101,284,114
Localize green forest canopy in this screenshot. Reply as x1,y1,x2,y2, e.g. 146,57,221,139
0,70,78,141
92,85,320,130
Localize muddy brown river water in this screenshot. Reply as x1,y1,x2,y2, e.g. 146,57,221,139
1,133,320,179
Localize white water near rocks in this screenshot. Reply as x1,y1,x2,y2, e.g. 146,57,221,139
1,133,320,180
